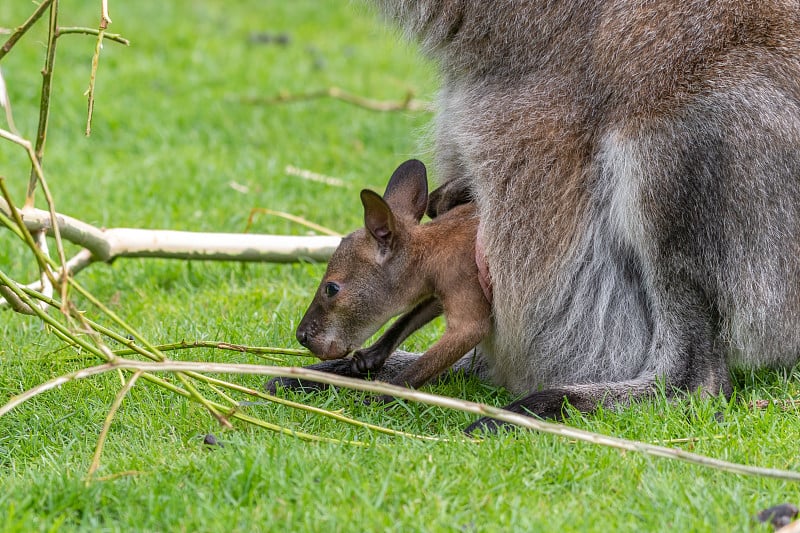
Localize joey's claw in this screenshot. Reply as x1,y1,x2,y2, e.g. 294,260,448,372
351,349,388,375
351,352,370,375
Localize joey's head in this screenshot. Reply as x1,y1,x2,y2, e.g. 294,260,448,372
296,159,429,359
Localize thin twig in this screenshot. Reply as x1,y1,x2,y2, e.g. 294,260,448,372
247,87,434,113
86,370,143,481
56,27,129,46
0,68,19,134
285,165,346,187
27,0,59,207
112,339,311,360
84,3,112,136
0,0,56,61
245,208,341,236
651,435,731,445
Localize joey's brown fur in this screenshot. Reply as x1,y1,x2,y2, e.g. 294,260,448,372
294,159,490,390
269,2,800,433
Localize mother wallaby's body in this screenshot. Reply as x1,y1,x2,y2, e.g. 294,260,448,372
274,1,800,430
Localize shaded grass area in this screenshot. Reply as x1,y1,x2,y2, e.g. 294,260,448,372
1,1,800,531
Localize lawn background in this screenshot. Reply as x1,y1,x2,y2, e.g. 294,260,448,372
2,1,800,531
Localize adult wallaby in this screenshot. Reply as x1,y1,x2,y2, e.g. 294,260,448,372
293,159,490,394
270,2,800,432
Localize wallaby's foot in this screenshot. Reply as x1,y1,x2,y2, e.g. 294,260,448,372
464,416,522,436
264,358,363,394
463,387,589,435
351,347,390,375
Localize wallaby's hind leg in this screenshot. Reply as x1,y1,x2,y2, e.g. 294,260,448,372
352,297,443,374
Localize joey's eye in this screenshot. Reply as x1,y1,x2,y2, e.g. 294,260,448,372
324,282,340,298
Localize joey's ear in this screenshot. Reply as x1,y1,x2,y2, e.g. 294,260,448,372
360,189,396,252
382,159,428,223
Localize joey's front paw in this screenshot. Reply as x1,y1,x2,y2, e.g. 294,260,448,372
351,349,387,375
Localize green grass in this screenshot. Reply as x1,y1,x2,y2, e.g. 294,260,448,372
1,1,800,531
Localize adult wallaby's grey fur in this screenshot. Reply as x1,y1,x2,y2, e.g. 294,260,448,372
269,2,800,432
294,159,489,394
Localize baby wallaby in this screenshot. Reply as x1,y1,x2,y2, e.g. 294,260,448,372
295,159,490,391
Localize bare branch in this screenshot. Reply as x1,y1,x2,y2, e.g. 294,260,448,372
0,196,339,264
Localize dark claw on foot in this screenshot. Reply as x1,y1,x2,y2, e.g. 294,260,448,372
464,416,519,436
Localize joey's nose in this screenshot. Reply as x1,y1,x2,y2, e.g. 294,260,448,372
296,327,309,348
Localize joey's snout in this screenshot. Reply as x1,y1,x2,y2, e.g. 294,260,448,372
295,326,309,348
295,310,353,360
